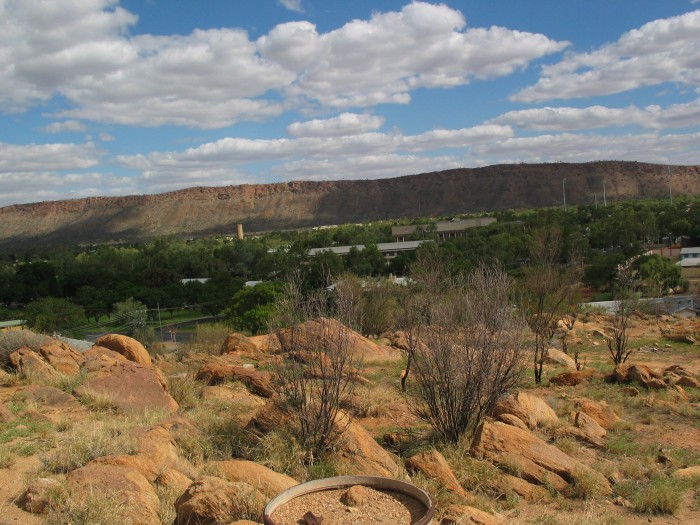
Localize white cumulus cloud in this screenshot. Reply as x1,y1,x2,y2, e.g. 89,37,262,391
0,1,567,128
513,10,700,102
287,113,384,137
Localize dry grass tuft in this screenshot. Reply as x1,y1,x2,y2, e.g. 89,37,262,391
45,486,134,525
167,372,203,410
41,422,137,473
566,466,610,500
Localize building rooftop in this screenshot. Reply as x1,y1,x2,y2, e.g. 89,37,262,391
308,240,424,256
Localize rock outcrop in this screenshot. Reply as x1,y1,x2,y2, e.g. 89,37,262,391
471,421,612,495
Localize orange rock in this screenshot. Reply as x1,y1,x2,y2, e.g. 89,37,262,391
38,341,85,375
175,476,266,525
440,504,501,524
8,348,59,382
211,459,298,498
220,333,260,356
492,392,559,429
196,361,275,397
572,398,621,430
471,421,611,495
405,449,467,496
68,462,160,524
96,334,152,367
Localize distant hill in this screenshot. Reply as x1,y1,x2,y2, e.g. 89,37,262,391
1,161,698,248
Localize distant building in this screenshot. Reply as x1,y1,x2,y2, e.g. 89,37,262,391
680,247,700,260
392,218,496,241
308,240,425,260
679,251,700,293
180,278,211,285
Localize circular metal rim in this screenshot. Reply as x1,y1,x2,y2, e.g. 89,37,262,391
263,475,435,525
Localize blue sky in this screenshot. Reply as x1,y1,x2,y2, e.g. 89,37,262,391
1,0,700,207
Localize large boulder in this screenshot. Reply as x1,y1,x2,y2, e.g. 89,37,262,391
175,476,266,525
38,341,85,376
492,392,558,429
220,333,260,356
196,360,275,397
543,348,576,369
67,462,161,525
75,348,178,415
273,317,402,363
8,348,60,382
440,505,501,525
332,412,405,478
498,474,549,501
471,421,611,495
210,459,298,498
96,334,152,367
628,365,666,389
131,423,197,479
13,385,81,410
554,411,607,448
572,398,620,430
405,449,467,496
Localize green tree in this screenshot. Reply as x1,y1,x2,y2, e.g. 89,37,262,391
636,254,682,297
111,298,148,336
227,282,284,335
25,297,86,334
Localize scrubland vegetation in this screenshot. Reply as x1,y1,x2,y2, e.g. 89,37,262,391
1,195,700,524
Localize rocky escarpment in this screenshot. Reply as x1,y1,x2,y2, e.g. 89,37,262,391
1,161,699,247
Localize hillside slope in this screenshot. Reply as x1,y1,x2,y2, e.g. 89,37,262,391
1,161,698,248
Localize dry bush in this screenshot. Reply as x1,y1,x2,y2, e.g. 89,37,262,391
0,330,50,369
408,261,527,443
271,274,362,461
185,323,232,354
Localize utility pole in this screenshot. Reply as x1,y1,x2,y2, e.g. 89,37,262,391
562,178,567,211
157,302,163,341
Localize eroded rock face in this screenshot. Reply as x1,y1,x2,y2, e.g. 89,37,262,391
13,385,81,410
332,412,405,479
273,317,402,363
210,459,298,498
96,334,152,367
195,360,275,397
38,342,85,376
75,350,178,415
492,392,559,429
405,449,467,496
175,476,266,525
8,348,59,382
544,348,576,369
572,398,620,430
471,421,611,495
67,462,161,525
220,333,260,356
440,504,501,525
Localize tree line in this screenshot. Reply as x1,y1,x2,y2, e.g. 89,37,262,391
1,196,698,332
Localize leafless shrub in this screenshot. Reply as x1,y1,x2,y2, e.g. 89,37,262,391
271,273,362,461
520,228,581,384
409,262,527,443
607,270,638,365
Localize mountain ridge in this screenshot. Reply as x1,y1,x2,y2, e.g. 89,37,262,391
1,161,699,248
